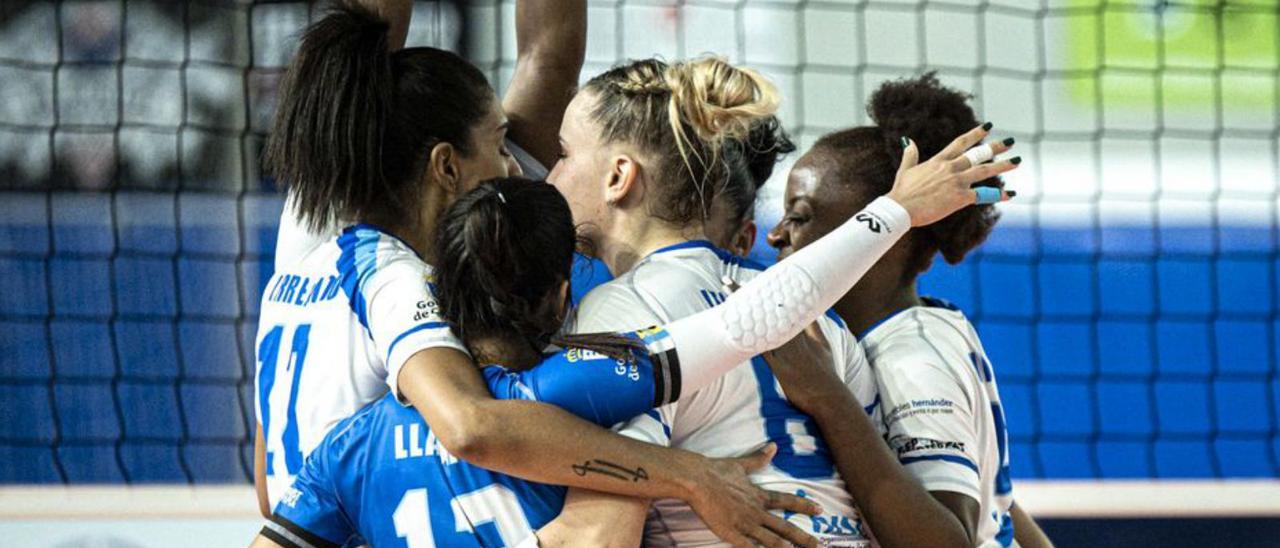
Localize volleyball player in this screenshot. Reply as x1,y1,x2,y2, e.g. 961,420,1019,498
766,73,1052,548
251,164,974,546
253,2,828,543
545,57,1020,546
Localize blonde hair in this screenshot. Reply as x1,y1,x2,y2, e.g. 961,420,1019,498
584,56,780,223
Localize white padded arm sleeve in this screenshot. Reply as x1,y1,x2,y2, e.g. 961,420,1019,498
664,196,910,399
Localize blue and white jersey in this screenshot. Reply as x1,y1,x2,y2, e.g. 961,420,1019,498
254,216,467,507
571,241,880,547
262,333,676,548
861,297,1015,548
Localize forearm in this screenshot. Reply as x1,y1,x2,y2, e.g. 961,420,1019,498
1011,502,1053,548
538,489,648,547
400,351,702,501
461,397,701,500
805,391,969,548
504,0,586,167
515,0,586,66
254,422,270,518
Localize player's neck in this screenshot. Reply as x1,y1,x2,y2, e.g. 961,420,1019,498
837,276,922,338
468,334,540,370
600,215,706,275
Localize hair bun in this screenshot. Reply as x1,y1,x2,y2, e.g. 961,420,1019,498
664,56,780,150
868,71,978,160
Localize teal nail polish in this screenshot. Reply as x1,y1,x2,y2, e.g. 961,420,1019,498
1010,156,1022,165
1007,190,1017,198
982,122,994,131
900,137,910,148
1002,137,1015,146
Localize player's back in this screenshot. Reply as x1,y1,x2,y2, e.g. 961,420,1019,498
573,241,878,547
256,222,464,506
860,298,1015,547
271,392,563,547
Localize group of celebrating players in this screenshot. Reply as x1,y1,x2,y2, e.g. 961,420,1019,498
249,1,1051,547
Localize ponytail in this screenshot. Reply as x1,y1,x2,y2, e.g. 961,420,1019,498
434,178,579,354
265,0,394,232
266,0,492,233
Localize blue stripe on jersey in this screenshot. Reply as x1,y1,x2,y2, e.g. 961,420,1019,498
862,392,880,415
256,325,284,476
336,225,382,330
645,409,672,438
995,511,1014,547
823,308,847,329
749,356,835,479
899,454,981,475
386,322,450,362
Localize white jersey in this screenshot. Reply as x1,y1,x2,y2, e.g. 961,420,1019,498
254,208,467,507
861,297,1015,548
572,241,880,547
257,138,538,506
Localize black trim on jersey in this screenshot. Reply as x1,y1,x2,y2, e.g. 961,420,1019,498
652,352,668,408
268,513,341,548
261,525,303,548
651,347,682,407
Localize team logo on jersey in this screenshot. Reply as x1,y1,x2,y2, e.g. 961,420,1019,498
413,299,441,322
889,435,966,456
280,486,302,508
564,347,608,363
854,212,884,233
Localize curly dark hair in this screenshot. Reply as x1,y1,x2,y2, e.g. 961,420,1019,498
812,72,1002,277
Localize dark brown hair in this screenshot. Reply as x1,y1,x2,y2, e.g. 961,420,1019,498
433,178,643,361
265,0,492,233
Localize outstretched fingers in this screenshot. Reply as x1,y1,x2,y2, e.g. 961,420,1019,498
935,122,993,163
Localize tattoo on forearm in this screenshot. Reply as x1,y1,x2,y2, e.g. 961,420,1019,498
571,459,650,482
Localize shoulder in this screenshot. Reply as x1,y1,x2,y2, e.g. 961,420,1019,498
573,269,670,332
316,395,393,460
865,308,980,389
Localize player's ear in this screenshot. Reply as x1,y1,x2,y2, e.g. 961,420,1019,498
604,153,640,207
732,219,757,258
428,142,462,194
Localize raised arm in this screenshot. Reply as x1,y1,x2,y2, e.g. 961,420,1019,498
502,0,587,168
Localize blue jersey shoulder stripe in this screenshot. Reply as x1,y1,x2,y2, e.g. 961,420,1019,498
824,308,847,329
899,454,981,475
385,322,450,362
644,409,672,438
336,225,382,330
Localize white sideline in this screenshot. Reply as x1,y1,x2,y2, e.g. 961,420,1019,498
1,481,1279,520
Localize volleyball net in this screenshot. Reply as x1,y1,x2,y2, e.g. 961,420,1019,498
0,0,1276,520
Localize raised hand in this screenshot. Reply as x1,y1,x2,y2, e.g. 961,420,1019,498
886,123,1020,227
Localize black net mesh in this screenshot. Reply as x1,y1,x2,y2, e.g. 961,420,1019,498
0,0,1275,484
